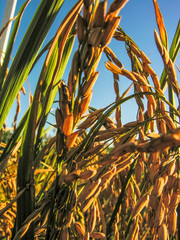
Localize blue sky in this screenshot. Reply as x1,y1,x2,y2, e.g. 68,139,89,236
0,0,180,130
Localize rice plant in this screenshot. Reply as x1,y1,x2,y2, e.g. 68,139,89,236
0,0,180,239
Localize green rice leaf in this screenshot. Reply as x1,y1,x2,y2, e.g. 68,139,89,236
0,0,31,89
160,20,180,90
0,0,65,130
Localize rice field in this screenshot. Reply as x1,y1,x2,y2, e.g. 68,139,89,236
0,0,180,239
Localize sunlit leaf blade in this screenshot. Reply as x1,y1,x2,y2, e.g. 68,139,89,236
30,39,53,74
160,20,180,90
0,0,65,130
153,3,179,122
153,0,168,50
0,0,31,89
169,19,180,60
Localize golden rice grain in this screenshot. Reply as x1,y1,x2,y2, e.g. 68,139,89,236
56,130,64,157
165,160,176,176
63,114,74,136
143,62,155,76
83,2,92,22
55,108,64,130
20,86,26,95
110,142,136,157
147,100,153,119
99,166,116,190
169,191,179,210
111,55,124,69
78,179,101,203
88,204,96,233
104,46,123,69
90,232,106,239
59,81,70,104
135,83,144,95
74,222,85,238
140,51,151,64
106,116,116,125
131,194,149,220
147,132,160,139
135,161,142,184
79,169,96,180
154,201,165,227
106,0,129,17
127,220,139,240
65,131,79,148
64,170,81,182
153,0,167,49
148,95,157,111
84,232,90,240
162,192,171,208
88,108,104,117
176,178,180,194
95,131,117,142
163,114,176,130
152,177,165,197
80,90,92,115
67,70,73,99
160,118,167,134
101,17,121,47
115,106,121,127
105,60,122,75
151,74,161,90
166,174,177,191
154,29,164,56
167,210,177,236
138,108,144,122
113,80,120,99
132,72,147,85
83,72,99,96
71,50,79,85
93,0,107,28
59,83,70,118
130,44,141,57
80,43,94,70
149,194,158,209
167,59,180,97
88,27,104,47
162,46,169,66
124,120,140,128
114,33,125,41
158,223,168,240
77,14,84,43
82,144,104,158
121,69,137,82
115,158,133,174
81,186,102,212
78,116,96,130
163,175,169,186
